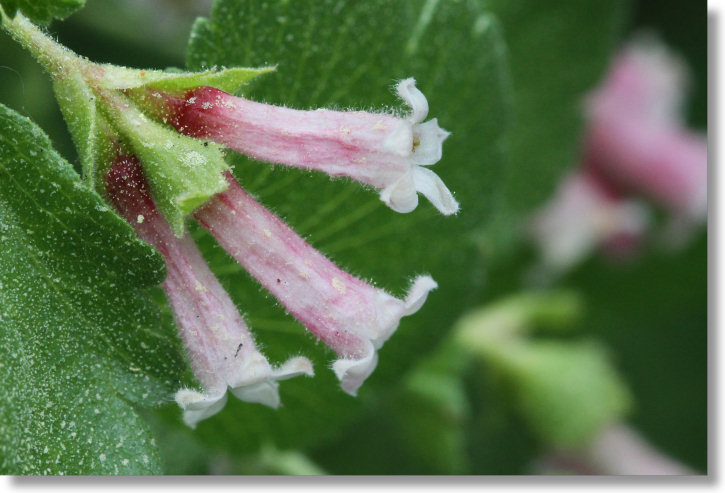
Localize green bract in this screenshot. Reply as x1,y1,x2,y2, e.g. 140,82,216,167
0,103,184,474
99,64,273,94
0,11,269,235
97,92,230,235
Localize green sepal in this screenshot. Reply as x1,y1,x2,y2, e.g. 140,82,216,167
3,12,263,229
99,64,273,95
101,93,229,235
52,72,116,188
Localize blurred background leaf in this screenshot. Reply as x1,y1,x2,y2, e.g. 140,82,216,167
479,0,628,256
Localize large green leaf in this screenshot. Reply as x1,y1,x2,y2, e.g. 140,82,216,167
171,0,511,455
0,0,84,25
0,103,185,474
481,0,627,252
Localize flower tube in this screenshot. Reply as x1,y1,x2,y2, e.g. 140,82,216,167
106,156,313,427
152,78,458,215
194,172,437,395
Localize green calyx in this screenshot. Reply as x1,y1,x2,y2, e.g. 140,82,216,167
98,89,231,235
1,11,271,235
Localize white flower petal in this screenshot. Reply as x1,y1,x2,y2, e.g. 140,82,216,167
331,276,437,395
175,389,228,429
229,355,314,408
379,171,418,213
411,118,450,166
230,381,281,408
412,167,459,215
384,121,415,157
373,275,438,348
402,275,438,315
332,341,378,396
397,78,429,123
271,356,315,380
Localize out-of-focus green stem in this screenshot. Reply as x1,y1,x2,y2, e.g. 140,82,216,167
453,290,583,359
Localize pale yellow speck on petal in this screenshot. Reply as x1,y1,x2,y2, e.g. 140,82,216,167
373,120,387,130
331,277,347,294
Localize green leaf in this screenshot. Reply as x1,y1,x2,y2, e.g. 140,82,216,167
481,0,627,252
174,0,511,455
0,103,185,474
0,0,84,25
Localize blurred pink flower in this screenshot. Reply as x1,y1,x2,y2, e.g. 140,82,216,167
530,36,706,276
585,37,707,221
529,170,649,274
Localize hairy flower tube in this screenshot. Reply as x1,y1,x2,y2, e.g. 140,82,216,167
194,172,437,395
529,170,649,275
585,37,707,221
149,78,458,215
105,155,313,427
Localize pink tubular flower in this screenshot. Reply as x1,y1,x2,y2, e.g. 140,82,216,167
157,78,458,216
529,170,649,275
106,156,313,427
585,37,707,221
194,172,437,395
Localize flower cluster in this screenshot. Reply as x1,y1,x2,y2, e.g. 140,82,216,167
529,37,707,276
1,11,454,427
106,80,447,426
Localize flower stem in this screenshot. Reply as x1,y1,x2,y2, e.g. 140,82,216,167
0,11,80,78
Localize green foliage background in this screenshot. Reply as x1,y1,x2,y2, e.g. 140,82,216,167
0,0,706,474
